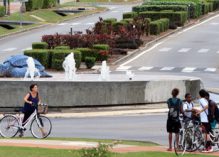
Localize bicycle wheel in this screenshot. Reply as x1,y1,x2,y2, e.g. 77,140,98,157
174,131,186,156
30,115,52,139
192,129,204,151
0,115,19,138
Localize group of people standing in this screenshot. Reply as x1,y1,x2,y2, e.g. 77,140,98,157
166,88,218,153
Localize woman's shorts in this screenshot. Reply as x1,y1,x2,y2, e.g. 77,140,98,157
166,119,181,133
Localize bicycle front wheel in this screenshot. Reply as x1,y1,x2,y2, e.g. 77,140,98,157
0,115,19,138
174,132,186,156
30,115,52,139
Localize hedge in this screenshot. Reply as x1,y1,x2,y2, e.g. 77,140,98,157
93,44,109,51
142,1,200,18
132,5,188,13
85,57,96,69
150,18,169,35
139,11,188,26
24,49,49,68
0,6,5,17
51,50,81,70
75,48,98,62
32,42,48,49
123,12,138,19
54,46,70,49
103,18,117,24
25,0,56,11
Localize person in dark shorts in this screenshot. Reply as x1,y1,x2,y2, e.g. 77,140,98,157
166,88,182,151
196,89,213,153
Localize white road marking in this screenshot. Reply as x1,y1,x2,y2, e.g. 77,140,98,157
85,22,95,25
205,68,216,72
109,7,116,10
209,22,219,25
116,66,131,71
198,49,209,53
182,67,196,73
2,48,17,52
111,10,119,13
70,22,81,26
178,48,191,53
120,42,163,66
158,47,172,52
21,47,32,51
160,67,175,71
138,66,154,71
58,23,68,26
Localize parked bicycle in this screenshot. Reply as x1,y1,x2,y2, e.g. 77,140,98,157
0,104,52,139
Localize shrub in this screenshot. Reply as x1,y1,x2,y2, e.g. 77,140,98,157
140,11,187,27
150,22,160,35
85,57,96,69
32,42,48,49
51,49,81,70
0,6,5,17
123,12,138,19
93,44,110,61
54,45,70,49
115,38,142,49
99,50,109,61
26,0,56,11
43,0,56,8
103,18,117,24
24,49,49,68
75,48,98,62
93,44,109,51
132,5,188,13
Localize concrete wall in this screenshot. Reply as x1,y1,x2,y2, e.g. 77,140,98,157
0,79,201,108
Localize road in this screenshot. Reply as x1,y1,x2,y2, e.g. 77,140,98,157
0,4,133,62
46,114,168,145
115,14,219,88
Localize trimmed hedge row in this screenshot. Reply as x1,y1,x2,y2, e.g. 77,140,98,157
32,42,48,49
133,5,188,13
0,6,5,17
24,49,82,70
123,12,138,19
75,48,98,62
139,11,188,26
103,18,117,24
150,18,169,35
25,0,56,11
142,1,200,18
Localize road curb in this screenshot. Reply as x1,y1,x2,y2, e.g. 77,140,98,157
111,10,219,66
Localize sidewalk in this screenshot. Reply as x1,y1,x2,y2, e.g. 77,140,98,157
0,139,219,156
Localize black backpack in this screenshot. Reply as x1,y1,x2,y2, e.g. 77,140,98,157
208,100,219,122
168,98,181,122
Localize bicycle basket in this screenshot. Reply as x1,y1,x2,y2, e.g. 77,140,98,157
38,104,48,114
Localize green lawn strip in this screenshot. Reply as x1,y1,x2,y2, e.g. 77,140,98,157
63,0,139,4
0,137,158,146
0,147,214,157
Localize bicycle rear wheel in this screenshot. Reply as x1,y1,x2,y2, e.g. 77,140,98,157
0,115,19,138
30,115,52,139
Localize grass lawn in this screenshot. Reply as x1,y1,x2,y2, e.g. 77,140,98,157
0,147,214,157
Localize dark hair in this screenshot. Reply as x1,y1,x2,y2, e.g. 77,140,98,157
172,88,179,97
30,84,37,91
185,93,191,98
199,89,207,98
205,91,210,98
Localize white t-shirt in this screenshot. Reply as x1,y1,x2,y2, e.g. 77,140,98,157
199,98,209,123
183,102,193,118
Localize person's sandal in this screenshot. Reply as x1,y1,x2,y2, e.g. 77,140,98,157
167,148,172,151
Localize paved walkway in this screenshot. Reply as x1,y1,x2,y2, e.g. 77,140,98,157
0,139,219,156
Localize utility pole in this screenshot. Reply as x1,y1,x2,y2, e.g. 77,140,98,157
7,0,10,15
3,0,7,15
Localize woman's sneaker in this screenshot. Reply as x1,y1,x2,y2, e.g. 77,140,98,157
202,147,213,153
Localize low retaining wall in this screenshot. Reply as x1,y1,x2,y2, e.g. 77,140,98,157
0,78,201,108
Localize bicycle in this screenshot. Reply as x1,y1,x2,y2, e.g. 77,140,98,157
0,104,52,139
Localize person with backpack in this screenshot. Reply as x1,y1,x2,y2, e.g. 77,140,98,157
166,88,183,151
196,89,213,153
205,92,219,129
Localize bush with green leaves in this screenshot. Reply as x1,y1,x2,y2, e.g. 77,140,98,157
123,12,138,19
81,143,113,157
43,0,56,8
25,0,56,11
51,50,81,70
93,44,109,51
24,49,49,68
103,18,117,24
132,5,188,13
32,42,48,49
54,46,70,50
75,48,98,62
0,6,5,17
150,18,169,35
140,11,187,26
85,57,96,69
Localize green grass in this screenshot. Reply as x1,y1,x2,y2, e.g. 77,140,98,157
0,147,214,157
